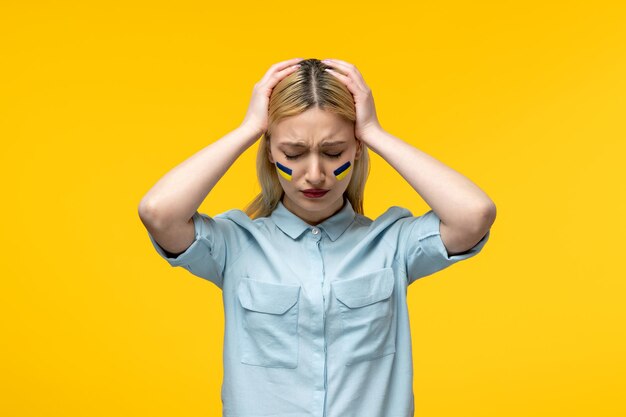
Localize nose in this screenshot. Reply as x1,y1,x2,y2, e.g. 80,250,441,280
304,154,326,186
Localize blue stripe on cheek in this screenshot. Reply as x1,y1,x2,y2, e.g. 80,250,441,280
334,161,351,180
276,161,293,181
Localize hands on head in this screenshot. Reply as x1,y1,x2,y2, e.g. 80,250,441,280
320,58,382,142
240,58,305,138
240,57,382,144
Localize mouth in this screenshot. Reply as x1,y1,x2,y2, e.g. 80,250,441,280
301,189,329,198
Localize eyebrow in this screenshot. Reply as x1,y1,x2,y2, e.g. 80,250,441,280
279,140,347,148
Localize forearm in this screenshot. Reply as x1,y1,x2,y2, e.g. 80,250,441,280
363,128,495,230
138,124,261,227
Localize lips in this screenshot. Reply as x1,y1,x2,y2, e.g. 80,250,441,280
302,189,329,197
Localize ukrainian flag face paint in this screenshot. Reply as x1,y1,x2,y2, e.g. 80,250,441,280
275,161,293,181
333,161,352,181
276,160,352,182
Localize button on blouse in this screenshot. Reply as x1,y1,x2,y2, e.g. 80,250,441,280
147,196,490,417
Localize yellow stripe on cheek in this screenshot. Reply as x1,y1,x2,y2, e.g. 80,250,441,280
278,170,292,181
276,161,293,181
335,165,351,180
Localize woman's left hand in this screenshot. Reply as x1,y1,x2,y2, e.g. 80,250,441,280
322,58,383,143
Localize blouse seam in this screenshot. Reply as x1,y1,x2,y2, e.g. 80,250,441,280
223,235,255,275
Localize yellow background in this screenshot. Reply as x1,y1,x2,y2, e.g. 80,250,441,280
2,1,625,416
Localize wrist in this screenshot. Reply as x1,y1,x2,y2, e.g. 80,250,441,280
359,123,384,143
237,124,264,142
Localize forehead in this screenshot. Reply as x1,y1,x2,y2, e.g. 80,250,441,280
272,108,353,147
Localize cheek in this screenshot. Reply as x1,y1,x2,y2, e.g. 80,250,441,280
275,161,294,182
333,160,352,181
275,160,352,183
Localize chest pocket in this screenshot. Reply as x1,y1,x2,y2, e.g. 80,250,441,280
331,267,396,366
237,278,301,368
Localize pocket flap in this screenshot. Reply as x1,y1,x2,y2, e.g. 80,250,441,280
237,278,301,314
331,267,395,308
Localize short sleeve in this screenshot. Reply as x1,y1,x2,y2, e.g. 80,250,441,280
403,209,490,285
147,211,238,289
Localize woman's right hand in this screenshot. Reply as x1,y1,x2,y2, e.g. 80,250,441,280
240,57,304,138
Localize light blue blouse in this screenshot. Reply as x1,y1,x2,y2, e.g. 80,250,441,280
147,196,490,417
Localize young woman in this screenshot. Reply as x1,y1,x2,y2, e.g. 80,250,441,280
138,57,496,417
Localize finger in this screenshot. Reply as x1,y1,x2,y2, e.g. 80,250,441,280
274,57,305,71
322,59,359,75
324,68,361,96
260,63,301,90
323,61,368,92
261,58,305,83
271,63,302,82
322,59,364,80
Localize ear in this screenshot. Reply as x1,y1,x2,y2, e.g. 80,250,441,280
355,139,363,160
267,145,275,164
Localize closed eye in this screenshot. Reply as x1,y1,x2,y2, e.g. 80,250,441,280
284,152,343,160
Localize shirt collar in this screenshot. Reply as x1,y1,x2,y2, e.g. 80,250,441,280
271,195,356,241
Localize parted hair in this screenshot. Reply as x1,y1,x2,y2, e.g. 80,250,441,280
244,58,371,219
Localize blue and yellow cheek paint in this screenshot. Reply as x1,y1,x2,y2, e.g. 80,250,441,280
275,160,352,181
333,161,351,180
275,161,293,181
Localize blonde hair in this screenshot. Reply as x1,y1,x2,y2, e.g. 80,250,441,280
244,58,371,219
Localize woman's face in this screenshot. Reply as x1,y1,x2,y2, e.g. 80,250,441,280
268,107,362,225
